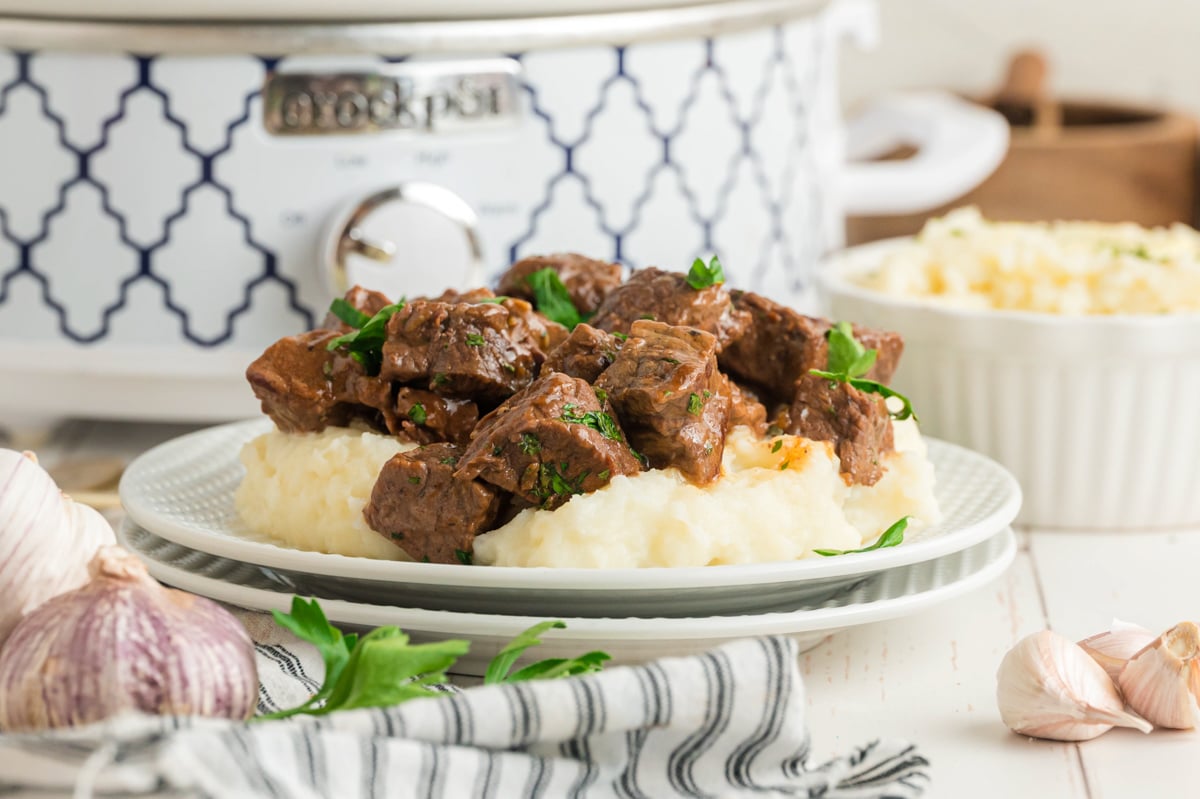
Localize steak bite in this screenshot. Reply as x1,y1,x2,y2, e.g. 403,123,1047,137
541,323,623,383
718,373,768,437
500,296,570,354
455,372,641,509
328,354,402,435
431,286,498,304
247,330,354,433
588,267,750,350
784,373,894,486
364,444,501,564
497,253,624,314
394,388,479,447
322,286,393,332
379,300,547,400
720,291,904,397
595,320,731,484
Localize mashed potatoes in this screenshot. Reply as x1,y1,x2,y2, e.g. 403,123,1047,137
236,422,939,568
473,421,939,568
853,207,1200,315
236,427,416,560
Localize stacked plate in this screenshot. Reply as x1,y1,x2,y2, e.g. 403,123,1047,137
118,420,1021,674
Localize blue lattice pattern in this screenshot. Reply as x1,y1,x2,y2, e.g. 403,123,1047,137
0,14,831,351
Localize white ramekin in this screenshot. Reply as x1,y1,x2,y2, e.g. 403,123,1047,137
819,238,1200,530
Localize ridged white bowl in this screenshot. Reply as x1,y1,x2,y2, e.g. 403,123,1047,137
820,239,1200,530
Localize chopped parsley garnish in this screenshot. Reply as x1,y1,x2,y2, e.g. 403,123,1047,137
534,462,589,502
560,405,622,440
771,439,783,453
408,476,421,485
687,392,704,416
501,362,516,373
814,516,909,557
466,333,485,347
519,433,541,455
686,255,725,290
322,361,334,379
476,296,510,304
611,331,629,341
594,387,608,405
408,402,427,425
328,297,371,329
433,372,448,386
597,469,610,481
454,549,473,565
526,268,584,329
809,321,918,422
779,461,789,471
439,455,458,466
326,300,406,375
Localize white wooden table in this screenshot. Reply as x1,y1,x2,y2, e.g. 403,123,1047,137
11,419,1198,799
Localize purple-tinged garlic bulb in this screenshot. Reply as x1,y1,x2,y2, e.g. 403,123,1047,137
0,448,117,644
0,547,258,731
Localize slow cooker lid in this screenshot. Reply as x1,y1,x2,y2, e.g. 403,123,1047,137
0,0,748,22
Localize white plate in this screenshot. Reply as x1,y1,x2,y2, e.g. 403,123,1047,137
119,419,1021,617
119,521,1017,675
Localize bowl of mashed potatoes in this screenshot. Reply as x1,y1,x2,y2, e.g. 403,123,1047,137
820,207,1200,529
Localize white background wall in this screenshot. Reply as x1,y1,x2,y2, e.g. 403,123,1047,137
841,0,1200,117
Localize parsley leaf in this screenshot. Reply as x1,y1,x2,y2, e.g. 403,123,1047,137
687,393,703,416
328,297,371,329
534,462,589,501
525,268,583,329
560,405,622,441
814,516,909,556
484,621,610,684
466,333,485,347
454,548,473,565
519,433,541,455
686,255,725,290
326,301,406,376
809,322,917,423
262,597,359,718
476,296,510,304
408,402,427,425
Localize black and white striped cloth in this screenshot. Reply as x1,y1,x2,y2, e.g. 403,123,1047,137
0,616,929,798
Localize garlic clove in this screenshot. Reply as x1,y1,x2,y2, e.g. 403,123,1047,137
1117,621,1200,730
1078,619,1157,681
997,630,1152,741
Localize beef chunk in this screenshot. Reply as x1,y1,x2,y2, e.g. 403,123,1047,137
541,323,623,383
456,372,641,509
588,267,749,351
718,373,768,437
720,291,904,397
379,300,546,400
322,286,393,332
499,296,570,354
431,287,498,304
364,444,501,564
328,357,401,435
784,373,894,486
497,253,624,314
247,330,353,433
595,320,730,484
394,388,479,447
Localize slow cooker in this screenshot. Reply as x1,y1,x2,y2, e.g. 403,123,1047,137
0,0,1006,424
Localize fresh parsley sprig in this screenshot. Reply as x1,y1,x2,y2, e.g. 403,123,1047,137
686,255,725,290
526,268,584,329
326,300,406,376
258,598,611,721
560,403,622,441
814,516,909,557
809,322,917,422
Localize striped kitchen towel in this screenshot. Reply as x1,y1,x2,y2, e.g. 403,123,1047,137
0,629,928,798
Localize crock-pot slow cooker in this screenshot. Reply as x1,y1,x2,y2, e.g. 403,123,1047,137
0,0,1006,423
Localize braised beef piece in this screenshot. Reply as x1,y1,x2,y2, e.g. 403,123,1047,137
718,373,768,437
500,296,570,354
431,287,498,304
327,355,402,434
720,291,904,398
394,388,479,447
497,253,624,315
455,372,641,509
588,267,750,351
322,286,393,331
364,444,501,564
541,323,623,383
379,300,548,401
595,320,730,484
246,330,355,433
783,373,894,486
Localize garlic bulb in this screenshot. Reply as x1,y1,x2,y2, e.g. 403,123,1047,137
0,448,116,644
997,630,1152,741
0,547,258,732
1078,620,1157,680
1117,622,1200,730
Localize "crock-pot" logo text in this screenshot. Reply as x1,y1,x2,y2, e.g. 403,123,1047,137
263,60,522,136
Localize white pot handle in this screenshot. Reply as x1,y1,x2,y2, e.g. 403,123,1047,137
841,91,1009,216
